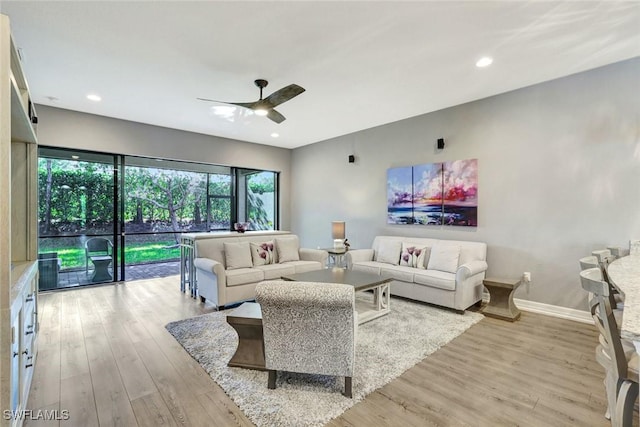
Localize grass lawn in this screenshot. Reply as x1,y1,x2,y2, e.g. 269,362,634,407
40,239,180,270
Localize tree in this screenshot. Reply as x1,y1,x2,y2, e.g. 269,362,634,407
128,168,206,243
38,159,114,235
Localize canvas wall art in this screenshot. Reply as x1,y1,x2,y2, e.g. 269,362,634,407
387,166,413,224
387,159,478,227
412,163,443,225
442,159,478,226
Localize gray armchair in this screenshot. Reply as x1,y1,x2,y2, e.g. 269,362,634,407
255,280,356,397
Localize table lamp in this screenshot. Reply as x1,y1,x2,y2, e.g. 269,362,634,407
332,221,346,250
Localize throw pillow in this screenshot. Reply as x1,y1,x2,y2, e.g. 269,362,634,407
275,238,300,263
223,242,253,270
375,240,402,265
399,244,429,269
427,244,461,273
251,241,275,266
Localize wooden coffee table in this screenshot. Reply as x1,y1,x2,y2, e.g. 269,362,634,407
226,302,266,370
282,268,392,324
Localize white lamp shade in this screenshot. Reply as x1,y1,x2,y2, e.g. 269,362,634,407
332,221,345,240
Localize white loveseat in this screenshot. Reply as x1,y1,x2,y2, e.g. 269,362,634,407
194,232,327,309
346,236,487,312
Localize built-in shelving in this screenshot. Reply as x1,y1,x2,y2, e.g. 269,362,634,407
10,80,36,144
1,14,39,427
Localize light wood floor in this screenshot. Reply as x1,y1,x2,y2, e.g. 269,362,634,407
25,276,634,427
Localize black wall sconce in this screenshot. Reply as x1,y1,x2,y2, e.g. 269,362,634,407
348,155,355,163
437,138,445,150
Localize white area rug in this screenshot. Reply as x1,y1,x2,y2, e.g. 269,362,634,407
166,297,483,427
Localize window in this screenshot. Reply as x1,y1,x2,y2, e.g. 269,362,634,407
38,147,280,290
237,169,278,230
208,173,233,230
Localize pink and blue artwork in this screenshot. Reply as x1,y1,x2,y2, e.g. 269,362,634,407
442,159,478,226
387,158,478,227
387,167,413,224
413,163,443,225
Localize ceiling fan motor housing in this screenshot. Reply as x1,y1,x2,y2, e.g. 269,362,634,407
254,79,268,89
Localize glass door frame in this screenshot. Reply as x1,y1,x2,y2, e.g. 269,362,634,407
37,147,123,289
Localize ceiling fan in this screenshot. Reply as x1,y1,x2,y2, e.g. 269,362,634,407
198,79,305,124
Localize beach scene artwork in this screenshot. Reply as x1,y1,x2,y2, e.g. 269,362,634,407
387,159,478,227
442,159,478,226
413,163,443,225
387,166,414,224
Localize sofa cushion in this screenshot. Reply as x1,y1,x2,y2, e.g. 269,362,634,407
414,269,456,291
224,242,253,270
375,240,402,265
399,244,429,269
427,244,460,273
276,237,300,263
250,241,276,266
255,263,296,279
226,268,264,287
352,261,382,275
195,238,227,265
380,265,415,282
282,260,323,274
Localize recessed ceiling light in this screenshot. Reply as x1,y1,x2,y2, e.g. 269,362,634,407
87,93,102,102
476,57,493,68
254,109,268,117
271,133,279,138
71,155,79,160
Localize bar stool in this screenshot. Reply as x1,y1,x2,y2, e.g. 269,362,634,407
593,249,615,265
580,255,599,271
607,246,629,258
580,268,638,426
579,256,623,318
587,252,624,309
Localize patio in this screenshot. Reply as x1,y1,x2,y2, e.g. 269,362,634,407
50,260,180,290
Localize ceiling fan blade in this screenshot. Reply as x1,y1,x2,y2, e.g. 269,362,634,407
267,109,286,124
197,98,257,110
230,101,258,109
196,97,223,103
263,84,305,108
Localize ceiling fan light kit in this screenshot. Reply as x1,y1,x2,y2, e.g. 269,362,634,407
198,79,305,124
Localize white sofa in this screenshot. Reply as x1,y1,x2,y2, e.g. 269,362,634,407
346,236,487,312
194,232,327,308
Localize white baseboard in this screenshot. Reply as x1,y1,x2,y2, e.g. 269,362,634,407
482,293,592,324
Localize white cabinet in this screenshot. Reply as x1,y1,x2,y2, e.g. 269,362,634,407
1,14,39,427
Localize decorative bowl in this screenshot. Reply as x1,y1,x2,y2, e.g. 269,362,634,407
234,222,250,233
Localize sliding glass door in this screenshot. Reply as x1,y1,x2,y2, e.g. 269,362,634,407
37,148,280,291
37,148,121,290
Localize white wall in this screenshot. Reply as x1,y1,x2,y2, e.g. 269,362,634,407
291,58,640,310
35,106,292,230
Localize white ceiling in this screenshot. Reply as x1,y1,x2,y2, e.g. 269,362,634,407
2,1,639,149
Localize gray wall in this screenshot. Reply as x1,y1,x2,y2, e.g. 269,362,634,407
35,106,292,230
291,58,640,310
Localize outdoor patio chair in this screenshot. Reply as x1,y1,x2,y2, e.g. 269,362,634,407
85,237,113,275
